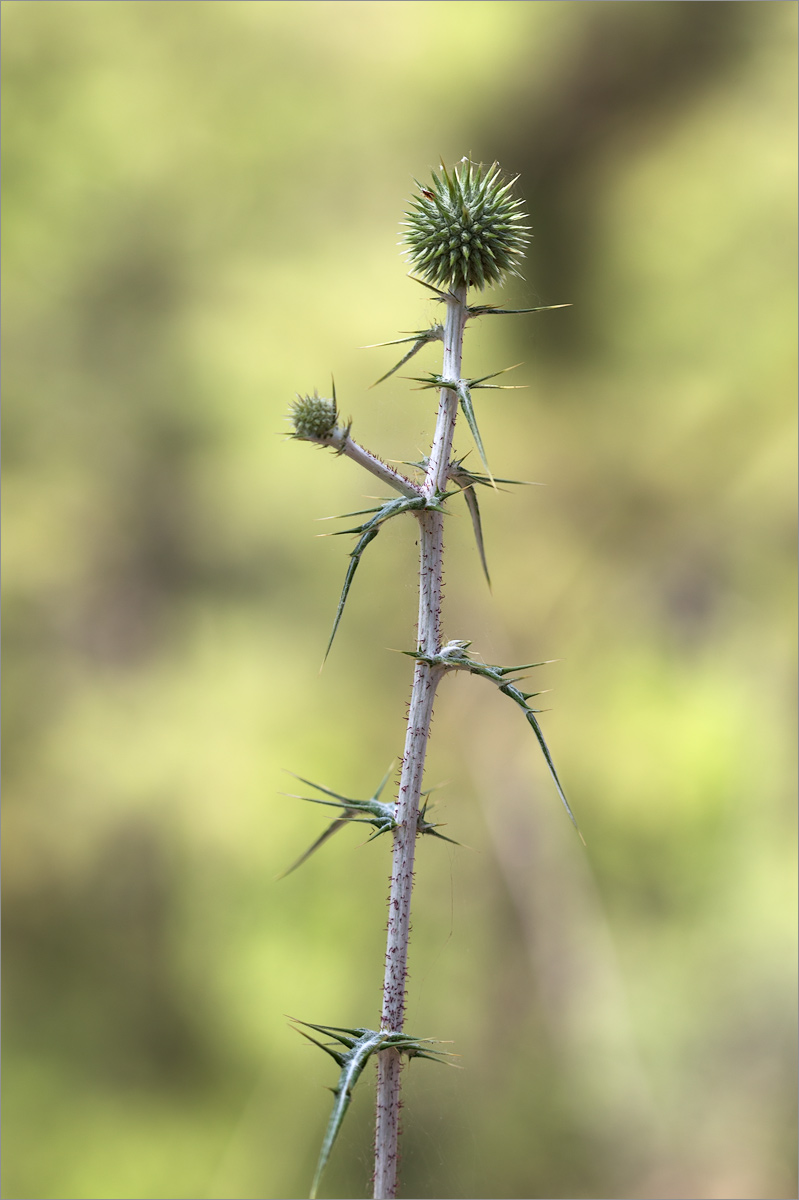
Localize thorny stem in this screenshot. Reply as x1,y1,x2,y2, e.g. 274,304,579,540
302,425,423,500
339,436,422,500
373,286,467,1199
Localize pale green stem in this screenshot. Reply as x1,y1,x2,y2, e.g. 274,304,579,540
373,286,467,1200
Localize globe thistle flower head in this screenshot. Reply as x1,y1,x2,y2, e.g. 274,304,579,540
289,391,338,440
402,157,531,292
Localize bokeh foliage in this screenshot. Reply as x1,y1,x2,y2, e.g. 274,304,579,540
2,3,796,1198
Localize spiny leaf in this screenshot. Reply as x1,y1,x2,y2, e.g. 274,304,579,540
467,363,526,391
362,328,443,350
406,274,457,301
322,494,434,662
365,325,444,387
279,765,397,877
445,455,539,588
293,1025,348,1068
324,527,379,662
497,681,585,843
405,645,584,842
454,379,494,486
317,504,390,522
465,483,490,586
447,455,536,490
493,660,554,676
405,372,458,392
300,1024,387,1200
291,1021,455,1199
452,470,490,587
417,800,461,846
466,302,572,318
277,814,360,879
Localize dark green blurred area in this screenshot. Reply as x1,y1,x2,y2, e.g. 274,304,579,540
2,2,796,1198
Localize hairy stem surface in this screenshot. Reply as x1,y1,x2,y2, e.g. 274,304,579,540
373,287,467,1199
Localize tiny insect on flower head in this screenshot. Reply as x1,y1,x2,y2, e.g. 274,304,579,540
402,157,531,292
289,391,338,441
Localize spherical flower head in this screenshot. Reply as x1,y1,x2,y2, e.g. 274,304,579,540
402,158,531,292
289,391,338,440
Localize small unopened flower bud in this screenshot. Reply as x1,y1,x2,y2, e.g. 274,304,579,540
290,391,338,440
403,158,530,292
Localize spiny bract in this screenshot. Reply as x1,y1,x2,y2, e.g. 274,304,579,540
402,157,530,292
290,391,338,440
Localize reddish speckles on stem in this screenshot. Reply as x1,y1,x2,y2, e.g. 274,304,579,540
373,289,467,1199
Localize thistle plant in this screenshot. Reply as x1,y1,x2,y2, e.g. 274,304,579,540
285,158,576,1200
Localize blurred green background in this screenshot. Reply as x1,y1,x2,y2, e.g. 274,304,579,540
2,3,796,1198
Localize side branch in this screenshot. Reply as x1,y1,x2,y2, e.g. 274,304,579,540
339,435,423,499
301,424,423,500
